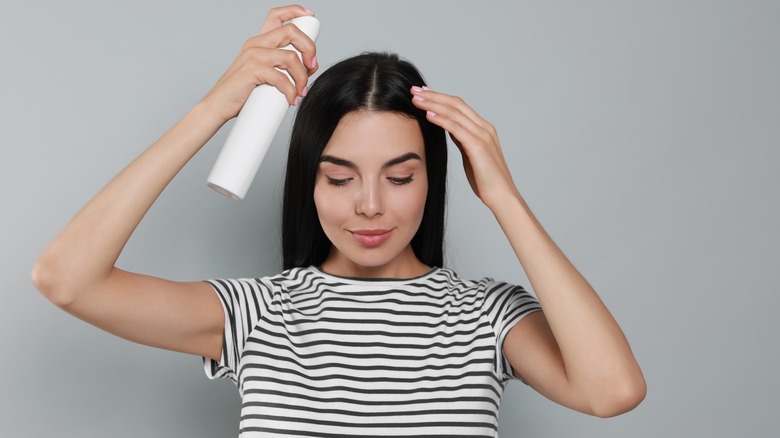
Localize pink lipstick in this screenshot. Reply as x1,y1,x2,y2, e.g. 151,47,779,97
351,229,392,247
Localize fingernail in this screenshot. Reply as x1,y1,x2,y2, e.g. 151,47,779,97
427,110,437,117
304,8,315,15
312,56,318,69
302,85,308,97
413,95,425,102
294,96,301,106
411,86,423,93
422,86,431,91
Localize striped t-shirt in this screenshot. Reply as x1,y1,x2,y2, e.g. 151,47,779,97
202,265,542,438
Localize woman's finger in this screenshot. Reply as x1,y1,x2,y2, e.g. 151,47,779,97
258,4,314,35
419,100,484,152
240,25,318,96
423,87,501,150
419,87,495,137
255,62,303,105
411,88,494,149
238,47,309,104
246,22,318,71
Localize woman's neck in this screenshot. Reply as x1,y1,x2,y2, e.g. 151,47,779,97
318,246,431,279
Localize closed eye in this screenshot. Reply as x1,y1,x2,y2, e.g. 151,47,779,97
389,176,414,185
327,177,352,187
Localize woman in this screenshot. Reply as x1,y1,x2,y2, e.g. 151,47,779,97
32,4,646,437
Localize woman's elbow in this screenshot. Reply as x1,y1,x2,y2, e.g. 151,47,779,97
591,376,647,418
31,259,78,308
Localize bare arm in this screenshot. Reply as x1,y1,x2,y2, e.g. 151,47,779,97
409,86,646,417
495,195,646,418
31,5,318,362
32,102,228,360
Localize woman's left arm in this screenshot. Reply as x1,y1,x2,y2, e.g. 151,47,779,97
411,86,646,417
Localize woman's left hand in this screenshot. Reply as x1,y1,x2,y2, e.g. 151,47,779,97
410,86,520,210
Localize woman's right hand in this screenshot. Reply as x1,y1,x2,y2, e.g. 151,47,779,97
200,5,318,124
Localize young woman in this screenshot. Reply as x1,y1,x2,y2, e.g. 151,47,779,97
32,4,646,437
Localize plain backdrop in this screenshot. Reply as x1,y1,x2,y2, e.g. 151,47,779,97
2,0,778,437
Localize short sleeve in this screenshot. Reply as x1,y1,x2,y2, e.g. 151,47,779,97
201,278,267,384
481,279,543,383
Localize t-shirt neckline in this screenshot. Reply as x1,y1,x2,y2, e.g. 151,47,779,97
307,265,440,284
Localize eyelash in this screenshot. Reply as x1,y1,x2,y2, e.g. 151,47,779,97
390,176,414,186
327,176,414,187
328,177,352,187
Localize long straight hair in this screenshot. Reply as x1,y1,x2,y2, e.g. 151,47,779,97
282,52,447,270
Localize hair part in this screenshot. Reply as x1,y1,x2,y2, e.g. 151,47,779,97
282,51,447,270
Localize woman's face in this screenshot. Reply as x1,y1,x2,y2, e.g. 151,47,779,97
314,110,428,278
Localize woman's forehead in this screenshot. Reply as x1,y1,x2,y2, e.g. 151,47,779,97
320,111,425,162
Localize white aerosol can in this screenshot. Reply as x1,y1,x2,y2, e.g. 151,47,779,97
207,16,320,200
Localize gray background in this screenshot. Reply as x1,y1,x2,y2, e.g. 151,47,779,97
2,0,778,436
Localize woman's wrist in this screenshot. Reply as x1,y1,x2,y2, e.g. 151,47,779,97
483,186,525,214
192,97,232,130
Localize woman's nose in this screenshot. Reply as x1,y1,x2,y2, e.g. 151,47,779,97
355,181,383,217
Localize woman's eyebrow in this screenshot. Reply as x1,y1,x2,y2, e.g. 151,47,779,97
382,152,422,169
319,152,422,170
318,155,356,169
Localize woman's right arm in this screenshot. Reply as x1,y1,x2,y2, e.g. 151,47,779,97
31,5,318,362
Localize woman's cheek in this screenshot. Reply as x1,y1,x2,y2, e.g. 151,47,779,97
314,184,351,216
313,186,332,216
412,177,429,207
391,183,428,216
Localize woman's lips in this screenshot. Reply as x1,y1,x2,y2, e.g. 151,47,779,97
351,229,392,247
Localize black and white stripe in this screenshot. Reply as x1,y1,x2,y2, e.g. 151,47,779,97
203,266,542,437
